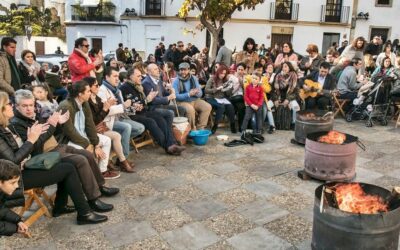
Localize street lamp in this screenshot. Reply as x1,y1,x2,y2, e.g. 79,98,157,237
25,24,32,41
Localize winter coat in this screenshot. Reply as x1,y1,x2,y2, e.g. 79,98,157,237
142,75,170,109
0,126,33,166
57,98,99,148
235,51,259,73
0,51,14,96
67,49,96,82
0,192,22,236
97,84,125,129
9,110,57,156
244,84,264,107
18,62,45,88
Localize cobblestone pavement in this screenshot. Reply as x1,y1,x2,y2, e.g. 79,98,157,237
1,119,400,250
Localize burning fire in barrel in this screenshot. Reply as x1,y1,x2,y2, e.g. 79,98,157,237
327,183,388,214
312,183,400,250
304,131,364,181
318,130,346,145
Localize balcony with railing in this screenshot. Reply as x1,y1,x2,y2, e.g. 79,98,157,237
320,5,350,24
71,2,116,22
269,1,299,21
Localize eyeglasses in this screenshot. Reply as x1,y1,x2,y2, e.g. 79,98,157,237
81,44,90,48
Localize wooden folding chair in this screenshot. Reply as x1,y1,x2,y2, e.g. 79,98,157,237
18,188,54,227
332,94,349,118
131,130,155,153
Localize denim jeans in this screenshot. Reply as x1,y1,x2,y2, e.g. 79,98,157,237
205,98,235,124
53,88,69,101
113,119,145,157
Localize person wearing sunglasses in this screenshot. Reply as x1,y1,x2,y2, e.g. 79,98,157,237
172,41,191,71
68,37,104,83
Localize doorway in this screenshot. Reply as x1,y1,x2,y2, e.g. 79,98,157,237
271,33,292,48
145,25,161,58
35,41,45,55
322,32,340,56
91,38,103,51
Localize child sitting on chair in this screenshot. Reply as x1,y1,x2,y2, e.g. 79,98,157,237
241,73,264,134
0,159,28,236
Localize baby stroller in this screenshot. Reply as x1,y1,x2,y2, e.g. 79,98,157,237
345,75,394,127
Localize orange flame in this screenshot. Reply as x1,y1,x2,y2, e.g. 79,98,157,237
334,183,388,214
318,131,346,144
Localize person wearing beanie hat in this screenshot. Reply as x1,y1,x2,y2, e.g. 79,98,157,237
172,62,212,130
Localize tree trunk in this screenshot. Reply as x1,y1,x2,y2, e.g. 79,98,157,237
208,30,219,65
199,15,220,66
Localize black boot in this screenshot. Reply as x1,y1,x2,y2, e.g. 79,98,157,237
211,123,218,134
230,122,237,133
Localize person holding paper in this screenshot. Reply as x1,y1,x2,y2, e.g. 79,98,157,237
205,64,236,134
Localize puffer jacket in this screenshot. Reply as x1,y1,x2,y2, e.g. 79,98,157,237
0,51,14,96
0,191,22,236
0,126,33,165
67,49,96,83
9,109,57,156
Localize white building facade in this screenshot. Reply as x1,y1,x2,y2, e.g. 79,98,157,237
64,0,398,57
352,0,399,43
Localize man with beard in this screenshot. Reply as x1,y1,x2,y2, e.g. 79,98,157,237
172,62,211,130
120,67,185,155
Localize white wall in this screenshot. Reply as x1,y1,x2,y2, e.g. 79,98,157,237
0,36,67,59
65,0,359,58
66,25,125,54
354,0,400,42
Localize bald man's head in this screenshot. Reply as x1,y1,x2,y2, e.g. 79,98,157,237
147,63,160,79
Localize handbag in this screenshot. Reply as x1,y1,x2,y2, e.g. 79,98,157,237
95,121,110,134
24,152,61,170
43,135,59,152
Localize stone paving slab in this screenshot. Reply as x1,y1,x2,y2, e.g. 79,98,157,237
128,195,176,215
180,198,228,221
244,179,287,198
104,220,158,247
3,119,400,249
149,175,188,191
161,222,220,250
193,177,238,195
227,227,292,250
236,199,290,225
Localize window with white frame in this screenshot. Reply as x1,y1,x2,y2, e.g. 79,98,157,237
375,0,392,7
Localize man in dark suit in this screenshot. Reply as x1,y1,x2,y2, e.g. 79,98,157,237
142,63,186,116
300,62,337,110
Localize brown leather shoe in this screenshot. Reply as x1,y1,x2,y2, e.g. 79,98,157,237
107,161,120,172
167,144,186,156
166,144,178,155
117,160,135,173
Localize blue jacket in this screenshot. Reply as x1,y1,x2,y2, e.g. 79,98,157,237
142,75,170,109
172,75,202,102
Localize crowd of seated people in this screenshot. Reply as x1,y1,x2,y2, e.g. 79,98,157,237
1,33,400,236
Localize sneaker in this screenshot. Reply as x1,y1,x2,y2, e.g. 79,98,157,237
268,126,275,134
102,170,121,180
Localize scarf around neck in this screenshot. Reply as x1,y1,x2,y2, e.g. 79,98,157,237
74,48,96,77
21,60,41,85
102,80,123,104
